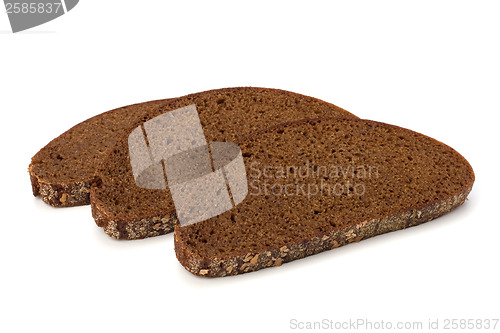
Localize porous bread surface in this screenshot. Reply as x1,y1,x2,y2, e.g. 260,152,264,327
29,99,171,207
174,118,474,276
91,88,357,237
29,87,354,207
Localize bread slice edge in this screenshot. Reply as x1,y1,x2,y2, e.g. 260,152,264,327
174,184,473,277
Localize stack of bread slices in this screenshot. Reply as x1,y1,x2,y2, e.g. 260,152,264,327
29,87,474,277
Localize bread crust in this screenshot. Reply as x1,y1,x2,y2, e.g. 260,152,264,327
91,193,176,239
174,185,472,277
29,170,93,207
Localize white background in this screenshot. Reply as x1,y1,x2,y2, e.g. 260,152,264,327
1,1,499,332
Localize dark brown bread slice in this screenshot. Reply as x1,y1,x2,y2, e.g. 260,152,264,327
29,99,171,207
90,89,357,239
29,87,354,207
174,118,474,277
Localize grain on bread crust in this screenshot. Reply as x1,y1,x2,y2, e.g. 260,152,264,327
92,196,177,239
90,88,356,238
173,118,474,276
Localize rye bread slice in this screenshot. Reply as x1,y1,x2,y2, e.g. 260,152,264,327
174,118,474,277
29,99,171,207
90,90,357,239
29,87,354,207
